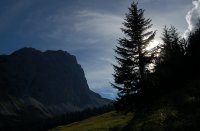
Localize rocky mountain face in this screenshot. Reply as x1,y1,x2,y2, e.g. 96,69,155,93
0,47,110,128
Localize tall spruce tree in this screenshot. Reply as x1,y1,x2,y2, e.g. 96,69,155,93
112,1,156,111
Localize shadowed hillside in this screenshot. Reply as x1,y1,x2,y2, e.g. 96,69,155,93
51,80,200,131
0,47,110,130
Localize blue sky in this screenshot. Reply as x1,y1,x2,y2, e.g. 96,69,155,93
0,0,198,99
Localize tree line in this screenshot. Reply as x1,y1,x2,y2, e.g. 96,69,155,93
112,1,200,112
0,105,113,131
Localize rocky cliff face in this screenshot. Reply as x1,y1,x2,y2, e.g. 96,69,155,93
0,47,109,118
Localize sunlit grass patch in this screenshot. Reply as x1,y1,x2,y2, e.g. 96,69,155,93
50,111,133,131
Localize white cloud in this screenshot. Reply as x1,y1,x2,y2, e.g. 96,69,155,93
184,0,200,37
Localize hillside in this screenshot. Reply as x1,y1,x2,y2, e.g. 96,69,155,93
50,111,133,131
50,80,200,131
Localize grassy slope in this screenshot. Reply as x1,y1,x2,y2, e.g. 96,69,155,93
50,80,200,131
50,111,133,131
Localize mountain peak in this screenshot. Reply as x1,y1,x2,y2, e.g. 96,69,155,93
11,47,70,54
11,47,41,55
0,47,110,119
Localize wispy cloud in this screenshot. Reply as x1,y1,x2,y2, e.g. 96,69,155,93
184,0,200,37
74,10,123,37
39,10,123,49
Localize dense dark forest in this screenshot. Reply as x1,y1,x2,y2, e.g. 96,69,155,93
112,1,200,113
0,105,113,131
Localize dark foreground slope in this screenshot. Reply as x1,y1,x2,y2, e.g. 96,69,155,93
51,80,200,131
0,47,110,130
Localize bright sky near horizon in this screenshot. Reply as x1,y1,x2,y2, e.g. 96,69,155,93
0,0,199,99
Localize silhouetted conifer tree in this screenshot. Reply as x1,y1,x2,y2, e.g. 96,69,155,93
186,20,200,79
155,26,186,89
112,1,156,111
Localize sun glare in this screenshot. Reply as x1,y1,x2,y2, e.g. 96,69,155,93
146,40,160,51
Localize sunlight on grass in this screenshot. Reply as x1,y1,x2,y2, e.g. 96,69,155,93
49,111,133,131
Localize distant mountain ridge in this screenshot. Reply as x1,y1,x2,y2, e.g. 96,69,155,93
0,47,110,128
